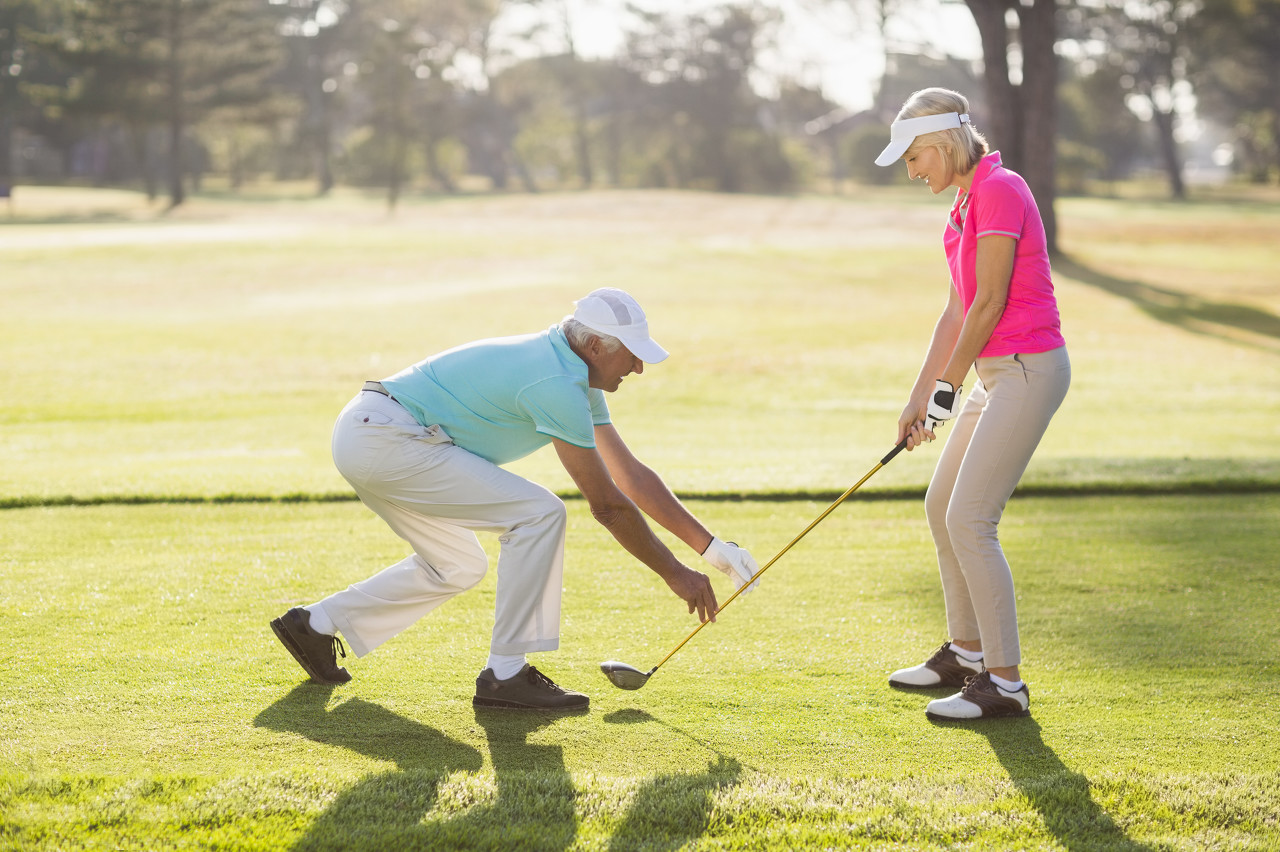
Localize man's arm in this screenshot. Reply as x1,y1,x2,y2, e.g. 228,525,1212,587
593,424,713,553
552,436,718,622
593,423,761,594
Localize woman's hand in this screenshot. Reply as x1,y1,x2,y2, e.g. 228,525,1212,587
898,393,935,451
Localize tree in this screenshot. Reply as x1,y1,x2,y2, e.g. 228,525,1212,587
1056,58,1149,190
33,0,283,207
962,0,1059,252
0,0,72,195
1187,0,1280,183
618,4,792,193
1062,0,1196,200
271,0,362,195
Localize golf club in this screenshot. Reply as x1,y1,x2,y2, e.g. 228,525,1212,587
601,435,913,690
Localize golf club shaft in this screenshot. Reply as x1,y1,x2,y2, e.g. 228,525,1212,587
650,436,911,674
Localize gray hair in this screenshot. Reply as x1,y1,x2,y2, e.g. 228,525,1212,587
561,318,624,353
898,87,989,175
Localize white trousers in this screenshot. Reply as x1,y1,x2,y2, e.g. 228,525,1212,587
924,347,1071,669
321,391,567,658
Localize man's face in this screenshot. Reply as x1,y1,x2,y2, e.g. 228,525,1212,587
587,339,644,392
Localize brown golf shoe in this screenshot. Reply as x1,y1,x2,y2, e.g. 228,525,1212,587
473,664,589,711
925,671,1031,721
270,607,351,685
889,641,984,689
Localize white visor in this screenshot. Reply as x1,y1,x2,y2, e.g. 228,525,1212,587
874,112,970,167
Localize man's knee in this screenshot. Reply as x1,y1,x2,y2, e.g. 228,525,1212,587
528,490,568,533
419,553,488,593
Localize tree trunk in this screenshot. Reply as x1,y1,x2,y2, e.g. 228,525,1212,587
1150,105,1186,199
424,136,457,193
0,10,16,200
1016,0,1058,250
557,1,593,188
165,0,186,208
963,0,1058,254
313,35,334,196
387,131,404,212
964,0,1019,169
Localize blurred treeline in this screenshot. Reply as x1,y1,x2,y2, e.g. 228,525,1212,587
0,0,1275,208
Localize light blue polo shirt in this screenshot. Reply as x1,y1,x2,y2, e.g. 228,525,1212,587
380,324,611,466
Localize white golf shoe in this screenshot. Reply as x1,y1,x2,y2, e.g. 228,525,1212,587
888,641,984,689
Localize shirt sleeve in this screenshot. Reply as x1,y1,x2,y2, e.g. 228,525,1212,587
588,388,611,426
973,179,1027,241
517,376,597,448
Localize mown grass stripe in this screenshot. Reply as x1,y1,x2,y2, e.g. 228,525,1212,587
3,478,1280,511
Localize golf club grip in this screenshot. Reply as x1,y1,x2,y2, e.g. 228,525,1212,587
881,435,910,465
651,438,910,674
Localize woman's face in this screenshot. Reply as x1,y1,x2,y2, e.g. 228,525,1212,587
904,144,955,195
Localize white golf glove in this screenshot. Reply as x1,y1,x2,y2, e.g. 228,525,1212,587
702,537,760,594
926,379,962,431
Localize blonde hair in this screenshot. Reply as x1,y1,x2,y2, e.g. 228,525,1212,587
898,88,989,175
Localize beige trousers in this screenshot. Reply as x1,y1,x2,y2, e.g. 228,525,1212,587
924,347,1070,669
320,390,567,658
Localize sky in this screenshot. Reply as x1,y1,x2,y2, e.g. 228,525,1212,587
499,0,984,111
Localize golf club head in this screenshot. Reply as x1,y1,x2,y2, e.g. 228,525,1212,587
599,660,655,690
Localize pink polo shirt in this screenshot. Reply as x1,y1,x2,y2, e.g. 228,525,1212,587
943,152,1065,358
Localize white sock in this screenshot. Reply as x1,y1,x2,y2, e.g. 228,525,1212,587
952,644,984,663
304,603,336,636
990,673,1024,691
487,653,527,680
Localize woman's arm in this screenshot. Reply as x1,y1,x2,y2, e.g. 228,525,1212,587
939,234,1016,390
899,284,965,448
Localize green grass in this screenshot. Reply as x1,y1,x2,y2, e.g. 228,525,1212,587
2,497,1278,849
1,186,1278,502
2,185,1279,849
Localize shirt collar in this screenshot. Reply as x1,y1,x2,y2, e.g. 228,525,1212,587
967,151,1003,195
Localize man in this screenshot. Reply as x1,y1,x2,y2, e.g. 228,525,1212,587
271,288,761,710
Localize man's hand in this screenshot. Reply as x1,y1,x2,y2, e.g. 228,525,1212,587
702,537,761,593
926,379,963,431
663,565,719,623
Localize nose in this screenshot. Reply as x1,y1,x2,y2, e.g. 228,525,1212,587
633,358,644,375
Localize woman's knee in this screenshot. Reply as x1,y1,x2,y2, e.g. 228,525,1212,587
924,483,950,531
944,504,997,553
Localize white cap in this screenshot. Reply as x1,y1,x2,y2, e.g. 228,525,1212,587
572,288,669,363
874,112,970,167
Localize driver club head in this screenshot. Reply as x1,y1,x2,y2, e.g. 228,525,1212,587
600,660,656,690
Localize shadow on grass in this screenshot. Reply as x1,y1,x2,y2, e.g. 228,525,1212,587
252,684,590,851
253,684,484,850
1056,254,1280,351
0,211,147,226
959,717,1151,851
603,708,743,852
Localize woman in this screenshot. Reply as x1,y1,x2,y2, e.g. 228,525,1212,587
874,88,1070,721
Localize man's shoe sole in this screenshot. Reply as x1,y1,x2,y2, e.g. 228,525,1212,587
270,616,349,685
472,696,589,711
